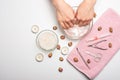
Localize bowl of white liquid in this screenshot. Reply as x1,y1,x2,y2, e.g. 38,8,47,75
64,6,93,40
36,30,58,51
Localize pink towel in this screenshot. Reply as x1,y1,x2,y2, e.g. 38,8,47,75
67,8,120,80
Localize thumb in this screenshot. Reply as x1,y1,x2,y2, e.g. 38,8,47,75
74,10,78,18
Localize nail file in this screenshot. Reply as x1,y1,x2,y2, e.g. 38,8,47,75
86,34,111,42
76,48,90,69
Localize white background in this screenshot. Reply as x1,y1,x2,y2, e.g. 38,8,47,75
0,0,120,80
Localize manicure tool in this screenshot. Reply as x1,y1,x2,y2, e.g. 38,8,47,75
85,51,102,62
88,40,108,50
76,48,90,69
86,34,111,42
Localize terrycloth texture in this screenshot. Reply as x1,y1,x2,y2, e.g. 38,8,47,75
67,8,120,80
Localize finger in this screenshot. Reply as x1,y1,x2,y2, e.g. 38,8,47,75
72,10,76,25
75,11,78,18
59,21,66,29
82,19,90,26
82,21,89,26
63,21,69,29
78,21,83,27
86,19,92,25
75,11,81,24
79,20,88,26
75,19,80,25
67,20,74,27
71,18,76,25
65,18,73,28
83,21,89,26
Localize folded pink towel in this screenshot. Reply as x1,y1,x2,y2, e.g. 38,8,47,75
67,8,120,80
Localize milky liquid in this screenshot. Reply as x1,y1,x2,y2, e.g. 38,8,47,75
36,30,58,51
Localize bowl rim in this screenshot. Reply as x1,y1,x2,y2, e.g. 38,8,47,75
36,29,59,51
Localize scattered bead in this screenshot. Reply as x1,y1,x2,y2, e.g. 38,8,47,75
58,67,63,72
73,57,78,62
53,26,57,30
56,44,60,50
108,42,112,48
48,52,52,58
87,59,91,64
109,27,113,33
31,25,39,33
68,42,73,47
98,26,102,31
35,53,44,62
61,46,69,55
59,57,64,61
60,35,65,40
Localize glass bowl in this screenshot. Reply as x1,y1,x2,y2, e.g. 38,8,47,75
63,6,93,40
36,30,59,51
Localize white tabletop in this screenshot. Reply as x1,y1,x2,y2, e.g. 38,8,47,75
0,0,120,80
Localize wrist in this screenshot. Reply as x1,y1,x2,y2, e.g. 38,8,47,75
84,0,96,7
52,0,65,8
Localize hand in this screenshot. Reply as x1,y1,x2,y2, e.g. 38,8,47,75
52,0,75,29
76,0,96,26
